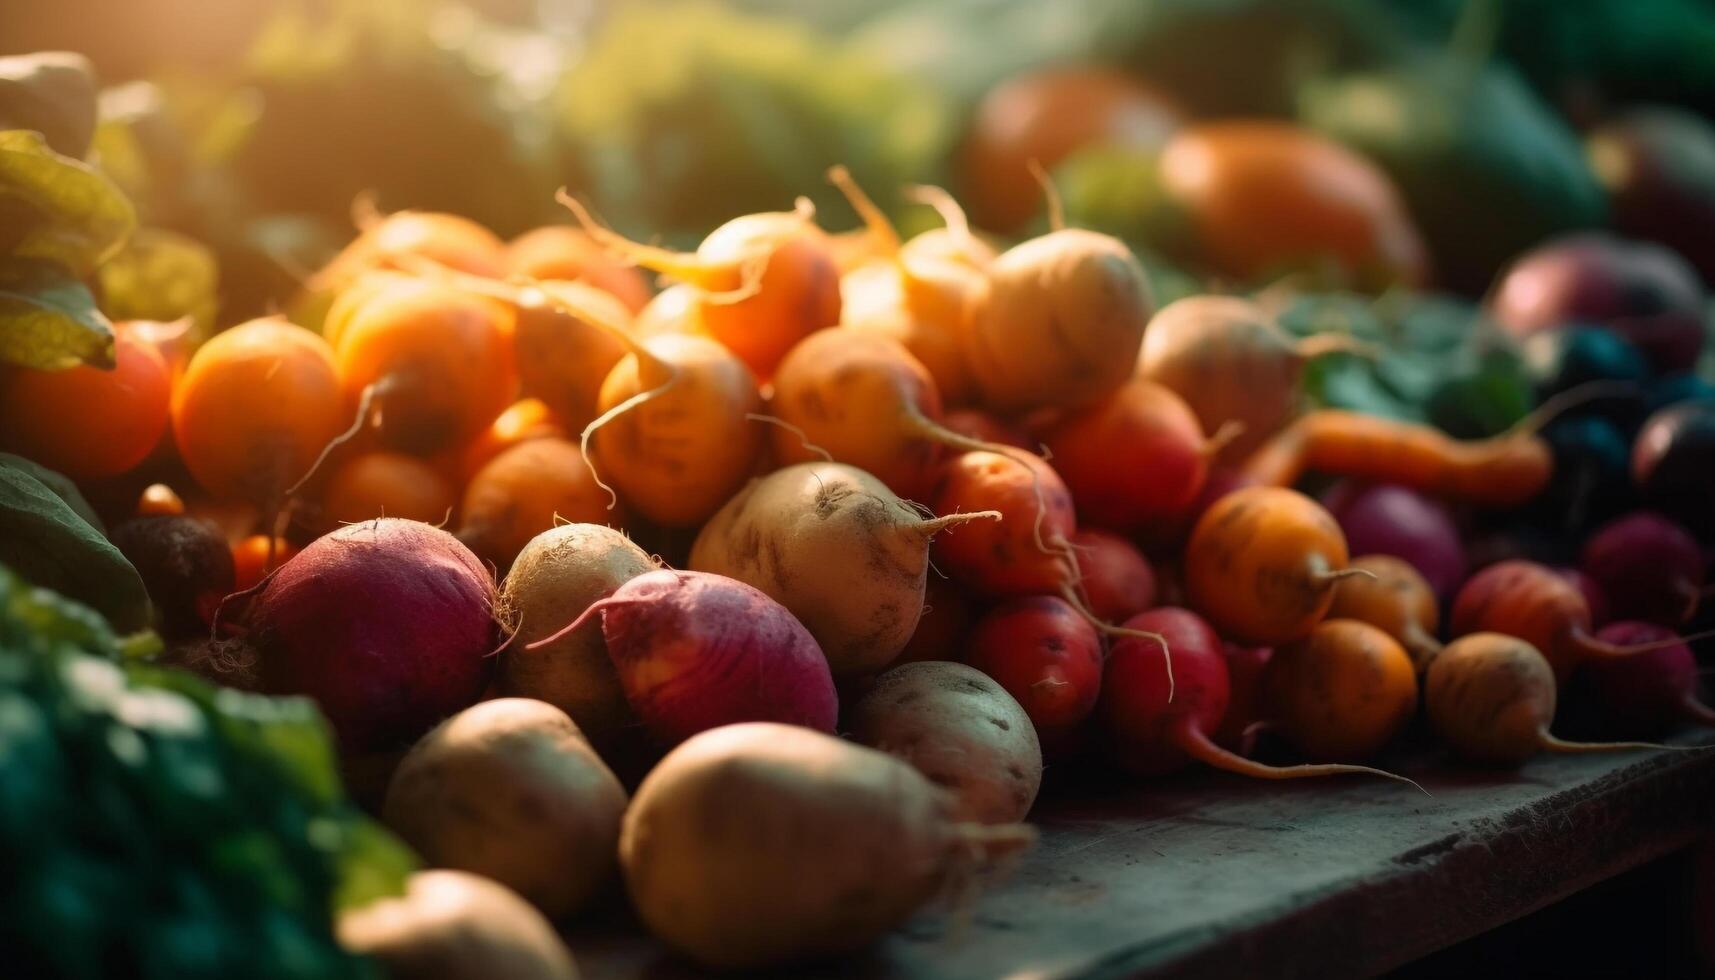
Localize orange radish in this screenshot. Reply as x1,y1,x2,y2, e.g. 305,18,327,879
1184,486,1365,646
332,278,517,455
1426,633,1671,765
559,194,840,379
1264,619,1419,761
0,322,171,479
172,317,347,512
1325,554,1442,670
322,451,456,529
458,438,614,570
1099,607,1418,786
507,224,652,313
768,329,1027,501
587,333,763,528
830,166,985,405
458,398,566,483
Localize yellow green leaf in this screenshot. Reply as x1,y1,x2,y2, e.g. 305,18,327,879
0,258,115,369
0,129,136,277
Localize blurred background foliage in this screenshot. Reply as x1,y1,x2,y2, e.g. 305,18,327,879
4,0,1714,318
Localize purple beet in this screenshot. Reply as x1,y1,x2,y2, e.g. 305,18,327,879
239,518,499,751
529,569,838,748
1581,511,1707,626
1322,481,1466,598
1490,233,1707,372
1633,401,1715,537
1587,107,1715,285
1575,620,1715,735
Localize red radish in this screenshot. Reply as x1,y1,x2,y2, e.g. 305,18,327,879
527,570,837,747
928,450,1172,675
1043,377,1234,533
964,596,1103,746
1213,642,1273,751
1450,559,1713,683
1580,511,1708,625
1322,481,1467,599
1575,621,1715,735
1069,529,1156,623
929,450,1079,598
233,518,498,750
1097,607,1413,785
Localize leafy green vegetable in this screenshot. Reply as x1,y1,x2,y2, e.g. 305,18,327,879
0,52,99,160
0,129,136,278
97,227,220,340
1279,290,1532,433
0,257,115,369
0,454,149,631
0,452,103,531
1297,56,1607,292
0,566,410,980
233,0,559,237
560,0,952,242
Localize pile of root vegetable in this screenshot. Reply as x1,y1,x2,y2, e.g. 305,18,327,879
5,81,1715,980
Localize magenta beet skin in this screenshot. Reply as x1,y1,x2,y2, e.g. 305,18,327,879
1323,481,1466,599
244,519,498,750
592,569,839,746
1490,233,1707,372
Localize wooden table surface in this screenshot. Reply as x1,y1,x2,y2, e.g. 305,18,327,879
569,730,1715,980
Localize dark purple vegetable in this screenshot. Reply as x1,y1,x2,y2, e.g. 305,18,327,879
1587,107,1715,285
1633,401,1715,536
1581,512,1706,626
1573,621,1715,735
1491,233,1707,373
1321,481,1465,599
109,515,235,638
1554,567,1611,629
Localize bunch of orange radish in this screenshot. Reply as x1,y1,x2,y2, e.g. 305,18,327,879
3,164,1708,800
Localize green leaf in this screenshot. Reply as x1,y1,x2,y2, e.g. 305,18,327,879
1279,290,1532,432
0,452,103,532
97,227,219,341
327,817,417,913
0,455,149,632
0,129,136,277
0,258,115,369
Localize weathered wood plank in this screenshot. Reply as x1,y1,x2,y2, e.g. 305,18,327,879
569,733,1715,979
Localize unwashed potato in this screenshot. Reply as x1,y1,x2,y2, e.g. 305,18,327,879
621,722,1034,969
497,524,656,753
383,699,627,920
338,869,579,980
848,661,1042,823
